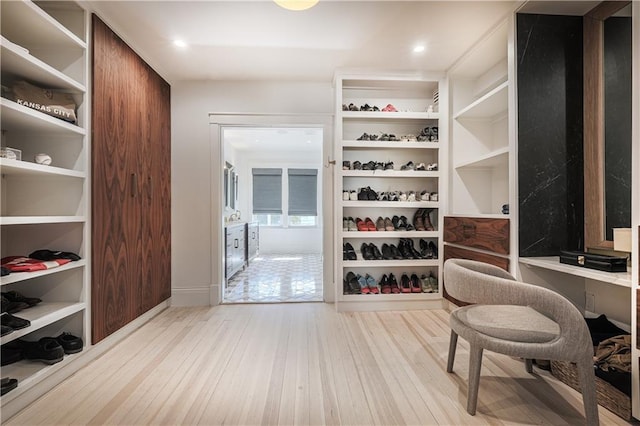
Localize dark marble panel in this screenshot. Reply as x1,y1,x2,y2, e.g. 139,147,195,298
517,14,584,257
604,16,632,240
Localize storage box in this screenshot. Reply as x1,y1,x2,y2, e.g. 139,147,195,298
551,360,631,420
613,228,632,252
0,147,22,161
559,251,627,272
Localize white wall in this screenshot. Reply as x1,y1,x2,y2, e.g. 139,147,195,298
171,80,332,306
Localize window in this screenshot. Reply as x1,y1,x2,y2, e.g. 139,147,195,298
251,167,318,227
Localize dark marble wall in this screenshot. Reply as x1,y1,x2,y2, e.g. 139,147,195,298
517,14,584,257
604,16,632,240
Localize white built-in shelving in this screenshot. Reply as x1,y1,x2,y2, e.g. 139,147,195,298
0,0,89,418
334,72,446,311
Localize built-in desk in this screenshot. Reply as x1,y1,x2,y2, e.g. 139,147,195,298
519,256,632,288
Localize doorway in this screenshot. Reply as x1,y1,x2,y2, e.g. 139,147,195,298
209,114,334,305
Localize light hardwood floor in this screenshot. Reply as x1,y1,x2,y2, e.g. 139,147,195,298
7,303,630,425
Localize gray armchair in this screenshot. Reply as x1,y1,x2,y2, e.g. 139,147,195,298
444,258,599,425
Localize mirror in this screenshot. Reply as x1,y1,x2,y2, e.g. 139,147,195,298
584,1,632,249
224,161,236,211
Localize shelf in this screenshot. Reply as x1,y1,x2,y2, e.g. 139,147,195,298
344,259,440,268
0,302,85,345
519,256,632,289
342,170,439,178
1,37,86,93
454,81,508,120
342,140,440,149
445,213,509,220
340,292,441,302
341,231,439,239
454,146,509,169
0,158,85,178
1,1,86,50
341,111,439,120
0,98,85,135
1,260,86,286
0,350,84,404
342,201,439,208
0,216,86,225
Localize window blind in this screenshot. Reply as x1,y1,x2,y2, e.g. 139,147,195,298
288,168,317,216
252,168,282,214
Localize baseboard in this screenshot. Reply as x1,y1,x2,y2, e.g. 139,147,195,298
1,300,169,421
336,298,446,312
171,286,214,306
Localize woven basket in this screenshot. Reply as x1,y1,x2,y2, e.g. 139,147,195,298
550,360,631,421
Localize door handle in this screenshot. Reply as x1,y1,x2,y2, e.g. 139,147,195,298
131,173,137,197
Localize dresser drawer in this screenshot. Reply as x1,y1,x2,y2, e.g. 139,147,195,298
443,216,509,255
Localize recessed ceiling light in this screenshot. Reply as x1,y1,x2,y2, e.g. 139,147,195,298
413,45,425,53
173,40,188,48
274,0,319,11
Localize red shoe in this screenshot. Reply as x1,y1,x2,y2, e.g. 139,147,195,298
356,218,367,232
365,217,376,231
389,273,400,293
410,274,422,293
382,103,397,112
380,274,391,294
400,274,412,293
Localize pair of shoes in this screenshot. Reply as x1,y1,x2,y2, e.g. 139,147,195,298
361,243,383,260
342,160,350,170
416,191,437,202
419,239,438,259
379,274,400,293
417,126,438,142
356,132,379,141
420,272,438,293
400,134,417,142
382,103,397,112
13,334,82,365
413,209,435,231
398,239,423,259
378,133,399,141
1,377,18,396
1,312,31,331
1,291,42,314
426,163,438,171
343,217,357,231
343,243,357,260
342,190,358,201
356,218,376,232
381,243,403,260
405,273,423,293
357,187,377,201
344,272,361,294
400,161,415,171
391,215,411,231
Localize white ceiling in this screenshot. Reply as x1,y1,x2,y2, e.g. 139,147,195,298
88,0,521,84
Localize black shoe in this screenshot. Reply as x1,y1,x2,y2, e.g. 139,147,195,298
381,243,393,260
400,274,411,293
419,239,436,259
389,244,403,260
1,296,29,314
1,325,13,336
345,272,361,294
2,290,42,307
370,243,383,260
428,241,438,259
1,378,18,396
403,238,423,259
344,243,357,261
366,186,378,201
361,243,374,260
1,313,30,330
19,338,65,365
398,240,415,259
1,341,24,366
55,332,83,354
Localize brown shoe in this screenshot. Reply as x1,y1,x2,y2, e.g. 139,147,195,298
375,217,385,231
413,209,426,231
423,209,435,231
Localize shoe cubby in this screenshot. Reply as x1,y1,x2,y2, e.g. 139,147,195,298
335,73,445,311
1,0,89,417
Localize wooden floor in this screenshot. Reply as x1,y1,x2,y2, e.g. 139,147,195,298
7,303,630,425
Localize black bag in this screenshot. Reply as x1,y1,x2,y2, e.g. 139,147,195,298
559,251,627,272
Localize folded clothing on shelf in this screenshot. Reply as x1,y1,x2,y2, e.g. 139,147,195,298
29,249,81,262
6,81,77,124
1,256,71,272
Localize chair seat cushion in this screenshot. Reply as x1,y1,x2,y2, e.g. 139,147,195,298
453,305,560,343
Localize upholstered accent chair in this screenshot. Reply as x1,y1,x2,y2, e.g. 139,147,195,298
444,258,599,425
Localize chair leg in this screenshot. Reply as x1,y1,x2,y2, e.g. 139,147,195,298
466,345,483,415
576,358,599,426
525,358,533,373
446,330,458,373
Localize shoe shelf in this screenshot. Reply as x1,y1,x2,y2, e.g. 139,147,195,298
0,37,86,93
0,260,86,286
0,302,85,345
340,293,441,302
342,201,439,208
0,158,86,179
0,350,84,404
341,170,438,178
0,99,86,135
453,81,508,120
342,141,440,149
454,146,509,169
0,216,86,225
344,259,439,268
341,111,440,120
341,231,439,238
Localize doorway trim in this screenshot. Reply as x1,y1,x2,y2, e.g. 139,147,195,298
209,113,334,305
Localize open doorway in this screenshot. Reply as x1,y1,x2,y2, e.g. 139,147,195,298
221,126,324,303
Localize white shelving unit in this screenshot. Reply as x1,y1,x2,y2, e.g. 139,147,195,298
446,17,517,274
1,0,89,417
334,73,447,311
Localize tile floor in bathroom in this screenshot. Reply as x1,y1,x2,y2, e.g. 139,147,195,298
223,253,323,303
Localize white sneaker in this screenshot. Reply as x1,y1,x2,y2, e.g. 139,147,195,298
343,190,349,201
349,190,358,201
430,192,438,201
